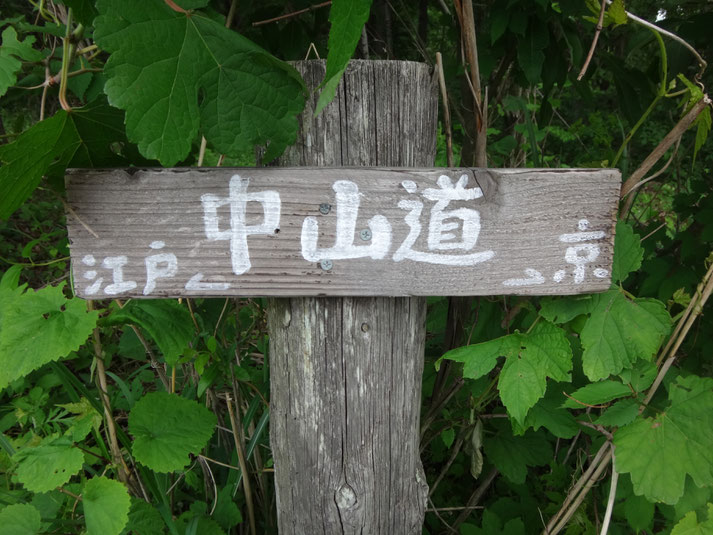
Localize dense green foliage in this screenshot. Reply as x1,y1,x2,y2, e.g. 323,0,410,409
0,0,712,533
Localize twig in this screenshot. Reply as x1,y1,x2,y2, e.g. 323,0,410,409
197,137,207,167
226,0,238,28
199,454,241,471
607,0,707,76
620,95,710,215
428,429,466,498
427,505,484,512
427,495,458,534
436,52,454,167
452,467,499,529
225,393,257,535
656,250,713,368
624,138,680,199
599,462,619,535
549,447,613,535
360,26,369,59
578,0,607,81
563,391,608,409
545,442,610,534
304,42,321,60
252,1,332,27
89,301,131,486
61,198,99,239
577,420,614,440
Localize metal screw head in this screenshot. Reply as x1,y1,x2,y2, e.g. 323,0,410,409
319,259,333,271
359,229,372,241
319,203,331,215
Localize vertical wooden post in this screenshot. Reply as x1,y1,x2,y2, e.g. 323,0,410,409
267,60,437,533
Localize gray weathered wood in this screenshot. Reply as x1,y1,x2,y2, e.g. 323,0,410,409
65,165,619,298
268,59,432,534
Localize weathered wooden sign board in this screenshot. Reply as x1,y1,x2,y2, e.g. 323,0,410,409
65,167,620,298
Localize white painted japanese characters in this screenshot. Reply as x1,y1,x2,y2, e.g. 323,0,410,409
65,167,621,297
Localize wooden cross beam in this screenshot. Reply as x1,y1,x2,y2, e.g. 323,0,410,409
66,167,619,298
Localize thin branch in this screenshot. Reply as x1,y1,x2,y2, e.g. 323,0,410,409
544,442,610,534
436,52,454,167
226,0,238,28
225,393,257,535
452,467,499,529
252,1,332,27
549,446,613,535
620,95,710,209
578,0,608,81
599,464,619,535
607,0,707,75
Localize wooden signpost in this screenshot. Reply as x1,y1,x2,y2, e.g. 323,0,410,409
64,60,620,534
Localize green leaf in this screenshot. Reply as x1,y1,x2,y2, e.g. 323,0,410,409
106,300,194,367
539,295,595,324
0,111,80,219
612,221,643,283
671,503,713,535
595,398,639,427
581,290,671,381
517,24,549,86
121,499,166,535
624,493,655,533
517,388,579,438
0,503,42,535
83,477,131,535
562,380,632,408
58,0,99,26
490,9,509,44
59,398,102,442
614,375,713,504
213,487,243,531
315,0,373,115
129,392,216,472
0,26,43,98
483,425,552,484
443,322,572,424
0,283,99,389
13,436,84,493
607,0,628,26
94,0,305,165
441,428,455,449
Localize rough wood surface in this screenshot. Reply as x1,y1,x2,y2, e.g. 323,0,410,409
268,59,432,534
65,165,620,298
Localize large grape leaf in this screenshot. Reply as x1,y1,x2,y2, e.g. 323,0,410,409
94,0,305,166
0,26,43,98
581,290,671,381
13,436,84,493
83,477,131,535
0,503,42,534
0,283,98,389
0,111,80,219
315,0,373,115
614,375,713,504
129,392,216,472
0,100,151,219
106,300,194,367
443,321,572,424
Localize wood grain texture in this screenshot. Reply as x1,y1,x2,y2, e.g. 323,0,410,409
268,59,432,535
65,165,620,298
